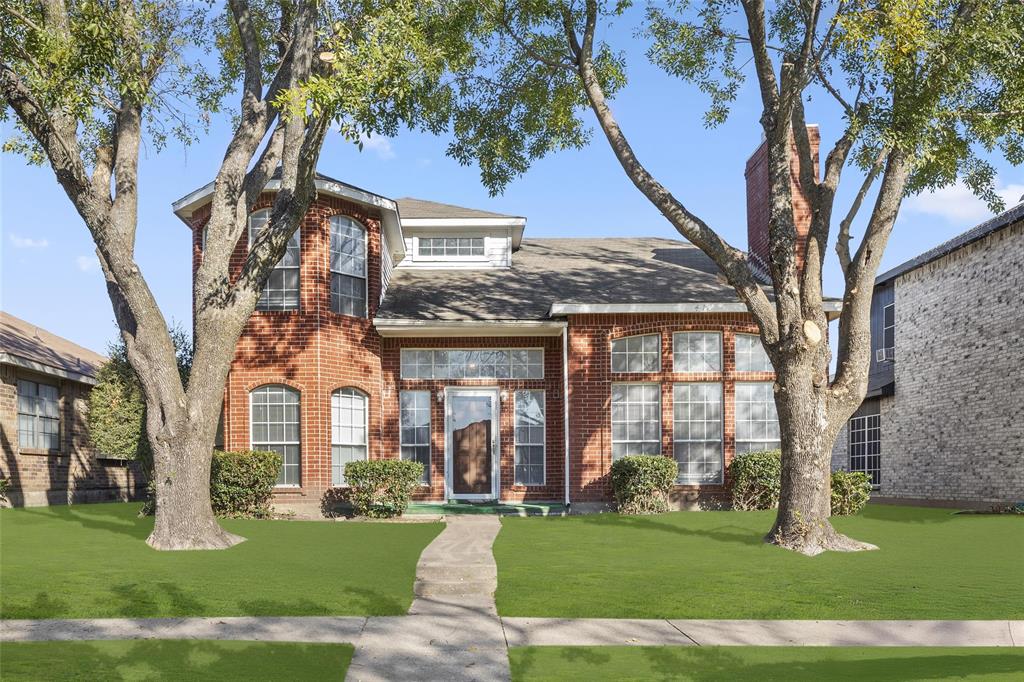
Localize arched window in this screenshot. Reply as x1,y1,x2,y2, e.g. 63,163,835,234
249,209,300,311
250,385,301,486
329,216,367,317
332,388,368,485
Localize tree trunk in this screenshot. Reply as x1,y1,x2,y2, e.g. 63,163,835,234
146,426,243,551
766,360,877,556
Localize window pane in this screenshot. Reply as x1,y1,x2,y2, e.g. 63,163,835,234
849,413,882,486
673,332,722,372
735,334,772,372
611,335,660,373
400,390,431,484
734,382,780,454
418,236,485,257
399,348,542,379
673,383,723,484
610,383,661,461
250,385,301,486
250,209,300,311
514,391,545,485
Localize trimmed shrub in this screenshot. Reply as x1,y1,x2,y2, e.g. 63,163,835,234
729,449,782,511
343,459,424,518
830,470,872,516
210,450,281,519
610,455,677,515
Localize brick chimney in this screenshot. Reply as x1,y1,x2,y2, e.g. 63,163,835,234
745,125,820,273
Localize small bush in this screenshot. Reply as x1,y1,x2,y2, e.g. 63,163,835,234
729,449,782,511
210,450,281,519
610,455,677,515
343,459,423,518
830,470,872,516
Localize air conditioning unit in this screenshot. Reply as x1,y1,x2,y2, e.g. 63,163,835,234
875,347,895,363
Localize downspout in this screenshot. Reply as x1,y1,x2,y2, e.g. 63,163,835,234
562,324,571,509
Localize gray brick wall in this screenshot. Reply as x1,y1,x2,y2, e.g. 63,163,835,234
832,220,1023,504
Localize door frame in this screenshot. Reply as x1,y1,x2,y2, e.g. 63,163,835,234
444,386,501,501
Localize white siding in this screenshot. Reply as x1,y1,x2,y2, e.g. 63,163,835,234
399,230,512,269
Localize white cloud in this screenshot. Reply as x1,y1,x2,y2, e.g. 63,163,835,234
904,180,1024,225
9,234,49,249
76,255,100,272
358,133,396,160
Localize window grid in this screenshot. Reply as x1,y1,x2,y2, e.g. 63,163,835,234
672,332,722,372
400,349,543,379
611,334,661,373
249,209,300,311
611,383,662,460
849,414,881,486
400,391,431,485
331,388,367,486
882,303,895,351
417,237,485,257
514,390,546,486
734,382,781,454
735,334,773,372
17,379,59,451
673,383,723,484
330,216,367,317
250,385,301,486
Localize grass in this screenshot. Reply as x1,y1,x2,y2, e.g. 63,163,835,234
508,646,1024,682
494,505,1024,619
0,640,352,681
0,502,442,619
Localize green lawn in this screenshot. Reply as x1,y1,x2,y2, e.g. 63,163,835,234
494,505,1024,619
0,640,352,681
0,503,442,619
508,647,1024,682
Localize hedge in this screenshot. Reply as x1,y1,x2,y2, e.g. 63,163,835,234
830,470,872,516
729,449,782,511
341,459,424,518
210,450,282,519
610,455,677,515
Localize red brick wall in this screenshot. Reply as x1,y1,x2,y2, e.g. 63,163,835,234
566,313,774,506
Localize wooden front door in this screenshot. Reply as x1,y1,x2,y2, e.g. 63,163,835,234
447,391,497,499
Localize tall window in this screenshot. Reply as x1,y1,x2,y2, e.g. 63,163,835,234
330,216,367,317
673,332,721,372
849,414,881,486
249,209,300,311
611,384,661,460
417,237,485,257
882,303,895,352
400,391,431,484
611,334,661,373
735,334,772,372
331,388,367,485
514,390,546,486
250,385,300,486
673,383,723,483
734,382,780,454
17,379,59,450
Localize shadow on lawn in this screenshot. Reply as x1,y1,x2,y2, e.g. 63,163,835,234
575,513,764,547
18,504,154,541
855,504,959,525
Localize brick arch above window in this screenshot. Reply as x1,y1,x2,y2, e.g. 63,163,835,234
243,377,307,394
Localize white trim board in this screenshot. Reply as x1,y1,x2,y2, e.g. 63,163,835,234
0,353,98,385
549,301,843,318
374,319,566,337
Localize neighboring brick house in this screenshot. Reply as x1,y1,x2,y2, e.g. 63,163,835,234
0,312,143,506
831,202,1024,507
175,137,840,511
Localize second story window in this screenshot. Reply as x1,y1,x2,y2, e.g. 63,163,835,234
882,303,895,359
418,237,485,258
249,209,300,311
611,334,661,373
330,216,367,317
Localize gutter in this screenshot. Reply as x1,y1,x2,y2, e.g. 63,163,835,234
549,300,844,320
0,353,98,385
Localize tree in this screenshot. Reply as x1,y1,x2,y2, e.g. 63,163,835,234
2,0,470,549
448,0,1023,553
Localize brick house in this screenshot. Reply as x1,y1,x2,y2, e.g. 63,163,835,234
175,136,839,511
0,312,143,506
831,202,1024,507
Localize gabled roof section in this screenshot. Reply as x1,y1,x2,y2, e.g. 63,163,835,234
0,311,106,384
395,197,521,220
876,199,1024,285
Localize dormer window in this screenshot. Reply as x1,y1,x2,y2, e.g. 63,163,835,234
417,237,485,258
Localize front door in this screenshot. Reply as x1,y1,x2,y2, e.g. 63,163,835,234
446,389,499,500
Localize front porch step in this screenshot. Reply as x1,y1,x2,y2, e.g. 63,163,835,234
414,578,496,598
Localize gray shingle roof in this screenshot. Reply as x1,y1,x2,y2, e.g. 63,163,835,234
395,197,520,220
377,237,748,320
0,312,106,380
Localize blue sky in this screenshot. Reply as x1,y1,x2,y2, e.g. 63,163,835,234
2,11,1021,355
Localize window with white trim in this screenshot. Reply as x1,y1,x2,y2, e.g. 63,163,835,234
250,385,300,486
611,383,661,460
17,379,59,451
849,414,881,486
331,388,367,485
399,348,543,379
330,216,367,317
673,383,723,483
400,390,431,484
882,303,895,353
673,332,721,372
417,237,485,257
249,209,300,311
735,333,773,372
611,334,660,373
734,382,780,454
514,390,545,486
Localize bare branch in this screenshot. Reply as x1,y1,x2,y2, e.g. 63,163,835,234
835,148,886,275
